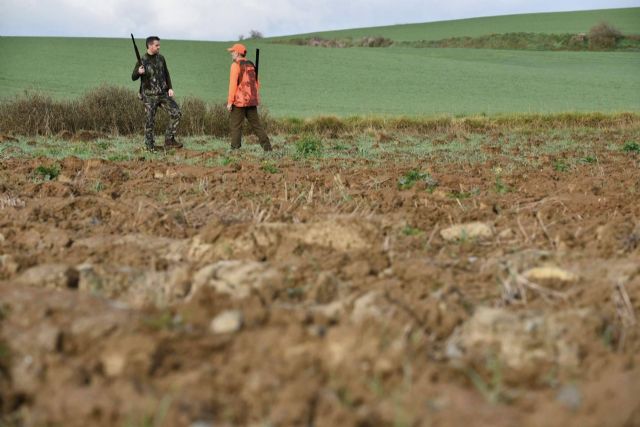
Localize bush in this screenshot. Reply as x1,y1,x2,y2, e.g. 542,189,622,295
588,22,622,50
0,86,234,137
1,87,639,138
303,116,346,137
358,37,393,47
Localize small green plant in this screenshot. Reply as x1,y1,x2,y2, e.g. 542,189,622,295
220,156,236,166
332,142,349,151
336,386,356,408
107,154,131,162
580,155,597,164
622,141,640,153
494,176,510,194
0,303,9,320
143,310,175,331
466,354,507,404
398,170,438,190
402,225,422,236
553,159,569,172
286,286,305,300
0,341,10,359
601,323,616,350
261,161,280,174
93,180,104,192
449,188,479,199
96,140,109,150
368,375,385,397
295,135,323,157
34,164,60,181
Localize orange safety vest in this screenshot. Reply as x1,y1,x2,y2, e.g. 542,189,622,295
228,59,259,107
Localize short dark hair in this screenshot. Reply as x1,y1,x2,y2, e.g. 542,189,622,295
146,36,160,47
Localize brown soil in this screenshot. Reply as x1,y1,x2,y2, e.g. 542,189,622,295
1,147,639,426
0,135,19,143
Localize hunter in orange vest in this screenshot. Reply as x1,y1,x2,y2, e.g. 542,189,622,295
226,43,272,151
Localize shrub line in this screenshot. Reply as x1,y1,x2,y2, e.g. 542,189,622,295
1,86,638,137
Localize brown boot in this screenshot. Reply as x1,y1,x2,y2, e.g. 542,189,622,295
164,137,183,149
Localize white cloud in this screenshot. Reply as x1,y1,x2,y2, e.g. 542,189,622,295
0,0,637,40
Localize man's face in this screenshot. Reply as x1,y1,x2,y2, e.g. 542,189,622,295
148,40,160,54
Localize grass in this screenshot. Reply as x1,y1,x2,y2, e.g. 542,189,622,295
4,122,636,172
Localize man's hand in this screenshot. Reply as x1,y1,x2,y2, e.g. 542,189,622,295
138,65,145,75
226,103,233,112
168,89,175,98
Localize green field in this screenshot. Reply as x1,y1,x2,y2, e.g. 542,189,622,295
1,8,639,118
281,7,640,41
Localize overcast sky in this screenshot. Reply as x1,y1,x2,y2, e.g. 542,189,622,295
0,0,638,40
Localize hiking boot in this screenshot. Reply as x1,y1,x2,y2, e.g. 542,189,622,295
164,137,183,149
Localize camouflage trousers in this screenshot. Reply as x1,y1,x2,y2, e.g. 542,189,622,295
143,92,181,148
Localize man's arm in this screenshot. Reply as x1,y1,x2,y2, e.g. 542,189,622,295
162,56,175,97
132,61,142,81
162,56,173,90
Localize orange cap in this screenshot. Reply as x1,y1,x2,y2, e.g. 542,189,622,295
227,43,247,55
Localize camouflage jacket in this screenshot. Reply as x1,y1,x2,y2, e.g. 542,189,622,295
131,53,173,96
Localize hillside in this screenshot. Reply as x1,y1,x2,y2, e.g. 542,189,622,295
273,7,640,42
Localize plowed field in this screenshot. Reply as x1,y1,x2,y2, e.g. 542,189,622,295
1,126,639,426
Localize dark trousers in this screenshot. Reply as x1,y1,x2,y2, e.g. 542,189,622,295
143,93,181,147
229,106,271,151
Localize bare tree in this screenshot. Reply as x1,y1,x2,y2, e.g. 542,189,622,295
588,21,622,50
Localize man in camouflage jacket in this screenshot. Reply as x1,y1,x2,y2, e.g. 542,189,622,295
132,36,182,151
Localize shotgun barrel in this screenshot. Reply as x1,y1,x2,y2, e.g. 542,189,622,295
131,34,142,64
255,48,260,81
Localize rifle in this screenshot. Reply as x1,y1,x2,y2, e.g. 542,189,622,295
255,48,260,81
130,34,144,98
131,33,143,67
